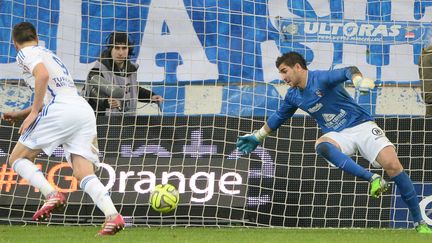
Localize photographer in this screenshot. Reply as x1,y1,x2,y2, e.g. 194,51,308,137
84,32,163,116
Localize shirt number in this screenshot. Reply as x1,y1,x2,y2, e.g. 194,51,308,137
52,56,70,76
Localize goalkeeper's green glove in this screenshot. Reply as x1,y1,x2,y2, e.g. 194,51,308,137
353,76,375,93
236,128,269,154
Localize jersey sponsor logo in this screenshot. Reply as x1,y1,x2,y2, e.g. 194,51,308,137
52,76,74,87
322,113,336,122
308,103,323,113
323,109,347,130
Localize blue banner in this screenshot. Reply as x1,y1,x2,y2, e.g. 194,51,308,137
0,0,60,62
0,1,431,116
278,18,432,45
1,0,431,83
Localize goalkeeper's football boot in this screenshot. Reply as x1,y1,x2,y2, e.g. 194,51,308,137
369,176,389,198
32,191,66,221
97,214,125,236
416,222,432,234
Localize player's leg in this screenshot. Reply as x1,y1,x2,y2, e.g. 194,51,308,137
71,154,124,236
64,97,124,235
375,146,432,233
9,142,66,221
315,136,375,182
8,142,54,196
72,154,119,217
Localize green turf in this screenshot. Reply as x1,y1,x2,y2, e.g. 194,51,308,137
0,226,431,243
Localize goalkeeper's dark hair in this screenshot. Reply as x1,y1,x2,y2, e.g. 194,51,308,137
276,52,308,70
12,22,37,44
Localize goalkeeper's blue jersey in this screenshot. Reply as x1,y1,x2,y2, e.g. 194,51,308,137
267,68,373,134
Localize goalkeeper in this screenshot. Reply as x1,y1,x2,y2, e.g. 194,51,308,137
84,32,163,116
237,51,432,233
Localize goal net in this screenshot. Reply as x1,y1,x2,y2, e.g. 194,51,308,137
1,0,432,228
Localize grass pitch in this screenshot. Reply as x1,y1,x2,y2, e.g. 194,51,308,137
0,225,430,243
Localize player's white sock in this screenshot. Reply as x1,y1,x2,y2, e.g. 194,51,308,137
80,174,118,217
12,158,56,197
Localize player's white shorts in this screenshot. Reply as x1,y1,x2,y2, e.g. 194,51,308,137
19,95,100,167
321,121,394,168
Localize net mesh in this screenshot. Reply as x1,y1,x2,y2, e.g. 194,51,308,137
0,0,431,228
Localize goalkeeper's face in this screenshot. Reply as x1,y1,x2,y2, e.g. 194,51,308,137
278,63,304,88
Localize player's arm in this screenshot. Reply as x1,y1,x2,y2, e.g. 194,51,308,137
236,100,297,154
1,107,32,123
325,67,375,91
31,63,49,112
347,67,375,92
18,63,48,134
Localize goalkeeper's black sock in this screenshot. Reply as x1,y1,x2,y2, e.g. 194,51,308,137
391,171,423,224
316,142,374,181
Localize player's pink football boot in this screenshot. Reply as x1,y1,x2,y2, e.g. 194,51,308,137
32,191,66,221
97,214,125,236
